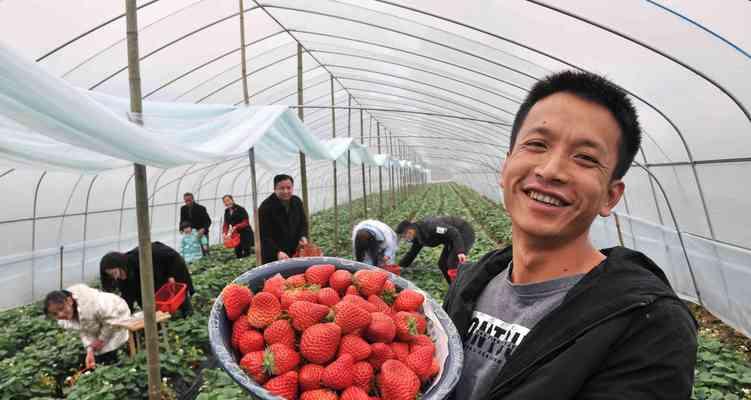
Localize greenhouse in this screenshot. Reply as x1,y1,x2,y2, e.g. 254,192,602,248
0,1,749,399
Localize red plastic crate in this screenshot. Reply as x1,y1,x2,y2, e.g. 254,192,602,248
155,282,187,314
447,268,458,282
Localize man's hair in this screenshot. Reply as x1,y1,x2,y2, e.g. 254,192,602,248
274,174,294,187
183,192,193,198
222,194,234,202
395,220,415,235
100,252,127,291
180,220,192,231
509,70,642,180
43,290,72,317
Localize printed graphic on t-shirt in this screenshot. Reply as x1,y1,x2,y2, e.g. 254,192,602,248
436,226,447,234
464,310,531,365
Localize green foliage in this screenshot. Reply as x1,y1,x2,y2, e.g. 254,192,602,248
196,368,251,399
693,335,751,399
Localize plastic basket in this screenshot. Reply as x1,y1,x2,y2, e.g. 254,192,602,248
155,282,187,314
209,257,464,400
447,268,458,282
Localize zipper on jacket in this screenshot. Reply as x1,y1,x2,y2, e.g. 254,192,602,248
487,298,655,398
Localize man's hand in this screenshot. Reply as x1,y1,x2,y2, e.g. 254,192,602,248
299,237,308,246
168,277,176,284
278,251,290,260
90,339,105,352
457,253,467,264
85,348,96,369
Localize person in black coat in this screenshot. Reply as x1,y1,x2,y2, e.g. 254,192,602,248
396,216,475,282
258,174,308,264
99,242,194,316
179,192,212,254
222,195,254,259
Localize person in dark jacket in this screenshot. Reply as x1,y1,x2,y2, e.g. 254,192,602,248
258,174,308,264
99,242,194,316
395,216,475,282
222,195,254,259
444,71,697,399
179,192,212,255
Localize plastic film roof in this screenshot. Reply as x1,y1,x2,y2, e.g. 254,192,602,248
0,0,750,335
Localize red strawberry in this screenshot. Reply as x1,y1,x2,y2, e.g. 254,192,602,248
247,292,281,328
317,287,341,307
380,281,396,306
264,370,298,400
264,343,301,376
299,364,325,392
329,270,353,294
240,350,268,384
382,264,401,276
223,284,252,321
338,334,372,361
352,361,374,392
263,273,286,299
405,345,433,376
368,343,395,370
382,280,396,295
289,301,331,331
353,270,388,297
264,319,296,349
345,285,360,296
394,312,426,342
333,302,372,334
231,318,252,350
377,360,420,400
287,273,308,288
342,295,378,313
237,329,265,355
300,323,342,364
340,386,370,400
367,295,391,314
300,389,339,400
392,290,424,313
389,342,410,363
409,334,434,354
418,358,440,384
282,287,320,310
321,354,355,390
366,312,396,344
306,264,336,286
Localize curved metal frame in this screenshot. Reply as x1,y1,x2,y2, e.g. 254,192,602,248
80,175,99,281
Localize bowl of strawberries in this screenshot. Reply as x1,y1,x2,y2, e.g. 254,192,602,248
208,257,464,400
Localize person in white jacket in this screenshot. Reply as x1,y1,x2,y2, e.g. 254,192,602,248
352,219,398,267
44,284,131,369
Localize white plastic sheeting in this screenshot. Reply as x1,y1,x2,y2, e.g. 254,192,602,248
0,0,749,337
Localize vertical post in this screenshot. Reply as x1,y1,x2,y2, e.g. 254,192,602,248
347,95,353,227
59,246,64,290
389,132,396,209
297,43,310,231
377,122,384,219
330,75,339,255
125,1,161,398
360,109,367,218
614,212,625,247
238,0,263,266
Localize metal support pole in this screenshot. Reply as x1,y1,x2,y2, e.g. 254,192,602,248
297,43,310,231
239,0,262,266
614,212,625,246
330,75,339,255
347,95,353,228
126,2,161,397
59,246,64,290
377,122,384,219
360,109,367,217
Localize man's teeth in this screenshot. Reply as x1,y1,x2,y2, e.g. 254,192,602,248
529,191,563,207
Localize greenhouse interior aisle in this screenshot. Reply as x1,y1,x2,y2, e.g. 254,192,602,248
0,184,749,399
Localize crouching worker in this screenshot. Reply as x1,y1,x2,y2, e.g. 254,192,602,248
100,242,195,317
352,219,398,267
396,216,475,282
44,284,130,369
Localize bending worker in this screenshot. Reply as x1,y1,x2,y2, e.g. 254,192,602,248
396,216,475,282
352,219,398,267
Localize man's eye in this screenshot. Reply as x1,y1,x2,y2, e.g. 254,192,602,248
525,141,546,149
577,154,599,164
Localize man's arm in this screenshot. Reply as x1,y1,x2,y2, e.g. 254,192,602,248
298,198,309,239
398,242,423,268
577,299,697,400
259,204,280,255
200,205,211,231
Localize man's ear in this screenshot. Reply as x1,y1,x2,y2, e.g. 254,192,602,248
599,180,625,217
499,151,510,189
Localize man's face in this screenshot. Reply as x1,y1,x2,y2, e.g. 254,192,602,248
48,297,75,321
401,228,416,242
184,195,194,206
275,179,294,201
501,92,625,246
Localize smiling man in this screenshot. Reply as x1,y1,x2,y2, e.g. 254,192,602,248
444,71,697,399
